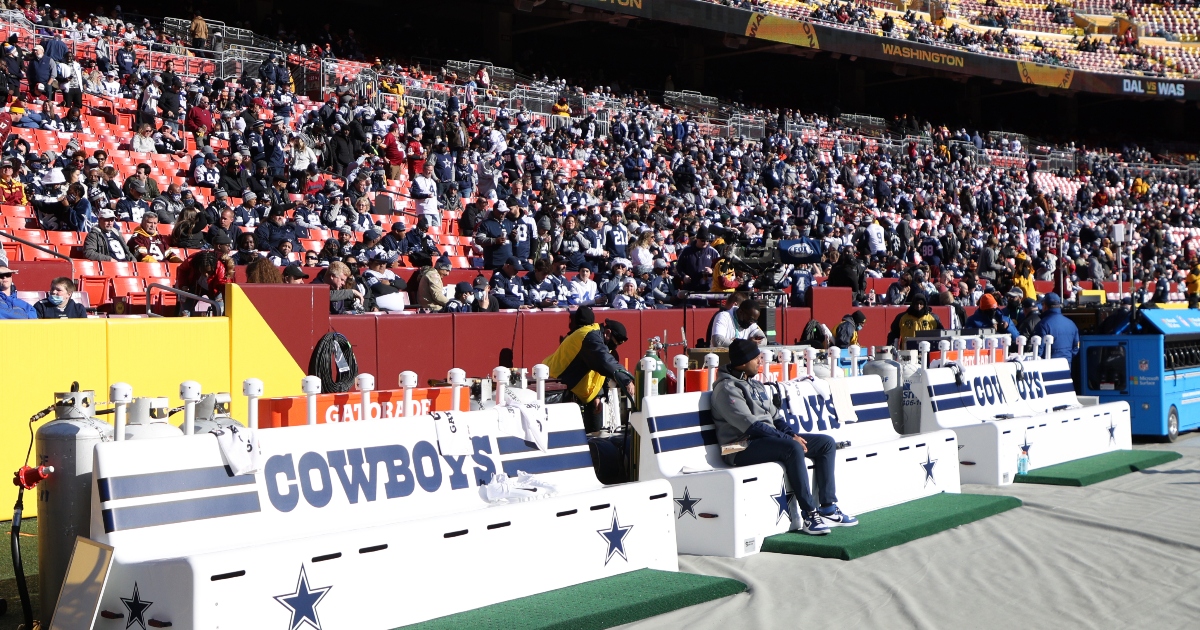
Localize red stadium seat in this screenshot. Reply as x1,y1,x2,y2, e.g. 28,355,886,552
110,276,147,305
9,229,47,243
73,260,101,277
78,276,109,306
46,231,83,246
102,262,136,277
136,262,169,279
2,241,20,262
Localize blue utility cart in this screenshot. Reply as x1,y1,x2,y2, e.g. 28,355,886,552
1079,308,1200,442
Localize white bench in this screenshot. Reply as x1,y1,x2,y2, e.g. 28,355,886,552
631,375,960,558
910,358,1132,485
87,404,676,629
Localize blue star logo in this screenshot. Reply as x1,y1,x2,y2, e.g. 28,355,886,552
1107,420,1117,445
771,484,792,523
120,582,152,630
921,449,938,488
674,487,701,519
597,509,633,565
1020,434,1033,459
274,565,332,630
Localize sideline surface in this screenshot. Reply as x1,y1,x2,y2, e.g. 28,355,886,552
618,434,1200,630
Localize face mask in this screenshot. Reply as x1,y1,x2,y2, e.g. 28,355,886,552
171,194,181,202
464,294,475,304
48,294,65,306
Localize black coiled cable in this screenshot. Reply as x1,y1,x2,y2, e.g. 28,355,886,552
309,332,358,393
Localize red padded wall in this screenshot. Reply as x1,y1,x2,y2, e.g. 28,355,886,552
14,261,72,292
376,314,455,384
641,309,687,350
779,307,812,345
850,306,891,348
521,311,574,370
453,311,523,377
329,315,378,381
684,308,719,347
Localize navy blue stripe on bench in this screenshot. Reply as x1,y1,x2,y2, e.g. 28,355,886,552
1042,370,1071,383
850,391,888,407
853,405,891,422
102,491,261,533
98,465,255,503
497,430,588,455
653,429,719,454
929,381,970,398
931,393,976,413
501,451,594,477
646,409,714,434
1046,382,1075,395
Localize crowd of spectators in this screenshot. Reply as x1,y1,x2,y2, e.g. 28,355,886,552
706,0,1200,77
0,2,1196,326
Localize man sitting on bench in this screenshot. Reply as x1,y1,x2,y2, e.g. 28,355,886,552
711,339,858,535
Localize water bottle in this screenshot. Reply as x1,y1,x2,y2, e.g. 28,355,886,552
1017,453,1029,475
868,289,877,306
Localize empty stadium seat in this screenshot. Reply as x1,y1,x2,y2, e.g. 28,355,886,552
77,276,109,307
73,260,101,277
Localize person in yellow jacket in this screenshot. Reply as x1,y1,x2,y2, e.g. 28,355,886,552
1012,259,1037,300
544,306,634,433
1186,261,1200,309
888,291,944,349
710,257,738,292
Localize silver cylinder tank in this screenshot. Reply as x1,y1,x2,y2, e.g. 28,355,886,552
190,392,245,435
36,390,112,624
863,355,904,433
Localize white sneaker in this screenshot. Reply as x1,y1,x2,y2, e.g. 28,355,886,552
516,470,558,497
483,472,553,504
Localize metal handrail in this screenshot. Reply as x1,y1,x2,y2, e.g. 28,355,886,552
146,282,220,317
0,230,71,261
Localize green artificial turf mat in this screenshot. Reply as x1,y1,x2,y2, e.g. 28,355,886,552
1015,450,1182,487
397,568,746,630
760,493,1022,561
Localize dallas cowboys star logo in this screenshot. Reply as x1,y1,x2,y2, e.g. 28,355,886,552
274,565,332,630
1019,434,1033,459
597,509,633,565
120,582,152,630
674,487,701,519
921,449,938,488
771,484,792,523
1107,420,1117,445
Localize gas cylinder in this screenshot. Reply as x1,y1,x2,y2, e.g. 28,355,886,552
190,392,245,435
863,347,904,434
900,352,924,434
634,337,669,408
36,389,112,622
125,397,184,439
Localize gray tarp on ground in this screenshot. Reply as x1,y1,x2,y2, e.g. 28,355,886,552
622,435,1200,630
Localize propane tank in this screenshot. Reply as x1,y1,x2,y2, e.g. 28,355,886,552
125,397,184,439
812,357,832,379
191,392,245,434
901,351,924,434
634,337,669,404
863,347,905,433
37,388,113,623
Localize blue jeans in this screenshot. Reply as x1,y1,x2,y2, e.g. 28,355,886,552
731,433,837,514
